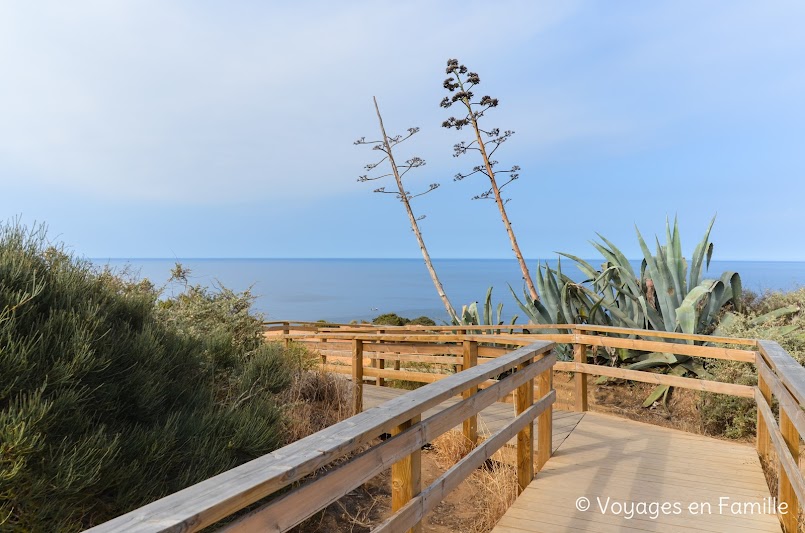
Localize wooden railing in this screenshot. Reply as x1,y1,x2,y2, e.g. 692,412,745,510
87,340,555,533
756,340,805,533
282,327,757,413
279,322,805,533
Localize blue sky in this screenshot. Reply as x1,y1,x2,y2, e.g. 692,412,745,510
2,1,804,260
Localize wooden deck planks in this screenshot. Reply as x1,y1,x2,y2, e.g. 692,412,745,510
493,412,781,532
363,384,583,453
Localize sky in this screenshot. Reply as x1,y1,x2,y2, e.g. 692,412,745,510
1,1,804,261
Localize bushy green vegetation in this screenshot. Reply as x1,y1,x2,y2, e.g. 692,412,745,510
0,224,297,531
372,313,435,326
700,288,804,439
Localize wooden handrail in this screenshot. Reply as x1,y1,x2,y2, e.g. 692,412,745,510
755,340,805,533
268,321,757,346
87,341,555,533
288,330,759,401
290,324,805,530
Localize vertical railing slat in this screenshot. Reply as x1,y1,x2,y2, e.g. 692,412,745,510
573,329,588,412
779,409,799,533
462,340,479,445
537,361,553,471
352,338,363,415
391,415,422,533
516,357,535,492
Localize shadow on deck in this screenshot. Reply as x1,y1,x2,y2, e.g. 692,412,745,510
367,384,781,532
493,411,779,532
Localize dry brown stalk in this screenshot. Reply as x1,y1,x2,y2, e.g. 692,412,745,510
355,98,458,322
441,59,539,303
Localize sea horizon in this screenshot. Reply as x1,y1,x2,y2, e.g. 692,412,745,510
95,257,805,324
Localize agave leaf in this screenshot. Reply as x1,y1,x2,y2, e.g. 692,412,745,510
666,217,686,303
462,301,479,327
717,271,742,312
638,294,665,332
576,283,644,330
496,302,503,325
595,233,640,285
689,216,716,288
645,232,677,328
509,284,548,324
777,324,802,336
710,311,739,338
669,364,688,377
749,304,800,326
581,292,610,325
618,348,632,361
700,280,726,332
542,264,564,322
642,384,670,408
484,286,493,326
534,260,547,297
557,252,599,282
560,283,575,324
627,352,679,370
676,280,719,337
680,360,711,379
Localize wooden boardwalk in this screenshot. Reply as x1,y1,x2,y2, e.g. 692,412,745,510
493,412,781,532
364,384,584,453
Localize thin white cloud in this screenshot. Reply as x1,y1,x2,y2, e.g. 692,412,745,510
0,0,581,204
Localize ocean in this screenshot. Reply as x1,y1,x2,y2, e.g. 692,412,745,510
95,258,805,324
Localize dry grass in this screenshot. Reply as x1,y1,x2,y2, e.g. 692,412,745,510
280,348,354,443
429,430,519,533
432,430,474,469
469,457,519,533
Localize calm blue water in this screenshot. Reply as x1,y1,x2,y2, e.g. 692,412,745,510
95,258,805,324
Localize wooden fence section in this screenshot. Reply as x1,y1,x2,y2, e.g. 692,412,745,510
283,329,756,416
756,340,805,533
87,341,556,533
278,322,804,532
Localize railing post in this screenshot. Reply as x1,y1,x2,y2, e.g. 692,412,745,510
779,409,799,533
537,357,553,471
376,357,385,387
352,339,363,415
378,328,400,372
573,328,588,412
282,321,290,348
756,358,771,463
516,356,534,492
392,416,422,533
462,340,479,445
371,340,385,387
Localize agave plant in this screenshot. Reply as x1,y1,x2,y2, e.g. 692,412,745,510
559,216,741,337
515,217,743,405
456,286,518,331
509,259,609,360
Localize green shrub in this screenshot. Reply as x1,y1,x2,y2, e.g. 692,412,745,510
408,315,436,326
371,313,436,326
372,312,409,326
0,223,292,531
700,288,804,439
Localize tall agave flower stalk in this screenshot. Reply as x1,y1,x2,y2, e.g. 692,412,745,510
355,97,458,323
440,58,539,304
